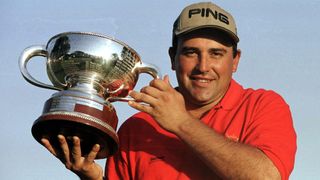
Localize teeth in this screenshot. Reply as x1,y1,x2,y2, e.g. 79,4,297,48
197,79,210,83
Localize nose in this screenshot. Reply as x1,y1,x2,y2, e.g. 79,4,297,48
197,54,210,73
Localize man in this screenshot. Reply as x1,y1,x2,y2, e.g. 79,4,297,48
42,2,296,180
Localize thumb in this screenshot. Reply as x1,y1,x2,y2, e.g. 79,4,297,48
163,74,172,87
163,75,172,86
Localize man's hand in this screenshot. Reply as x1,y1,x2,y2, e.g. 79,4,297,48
128,75,195,133
41,135,103,180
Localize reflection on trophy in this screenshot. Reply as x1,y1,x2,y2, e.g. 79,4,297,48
19,32,160,159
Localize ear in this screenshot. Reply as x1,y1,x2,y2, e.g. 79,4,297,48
168,47,176,70
232,49,241,73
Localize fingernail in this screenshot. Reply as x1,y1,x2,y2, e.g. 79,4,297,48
73,136,78,142
94,144,100,151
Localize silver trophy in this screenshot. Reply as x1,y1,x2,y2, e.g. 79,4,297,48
19,32,160,158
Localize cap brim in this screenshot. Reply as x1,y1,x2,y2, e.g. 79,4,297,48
175,25,239,43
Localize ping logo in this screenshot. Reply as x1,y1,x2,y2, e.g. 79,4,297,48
188,8,229,25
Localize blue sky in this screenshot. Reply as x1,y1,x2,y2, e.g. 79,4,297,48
1,0,319,179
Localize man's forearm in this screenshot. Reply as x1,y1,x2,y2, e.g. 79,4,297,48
173,118,281,180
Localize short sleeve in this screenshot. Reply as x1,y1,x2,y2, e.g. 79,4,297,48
243,91,297,180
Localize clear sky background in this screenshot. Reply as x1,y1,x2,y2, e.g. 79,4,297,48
1,0,319,179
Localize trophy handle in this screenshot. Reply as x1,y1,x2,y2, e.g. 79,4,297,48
19,45,62,91
134,62,161,79
108,62,161,102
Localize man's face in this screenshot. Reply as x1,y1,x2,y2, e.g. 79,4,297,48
170,29,240,108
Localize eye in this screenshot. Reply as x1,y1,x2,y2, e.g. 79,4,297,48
212,52,222,57
181,48,198,57
209,49,225,59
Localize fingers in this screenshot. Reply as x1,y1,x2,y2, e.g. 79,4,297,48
163,74,170,84
42,135,73,169
71,136,99,164
132,75,173,101
128,100,153,114
129,89,157,106
71,136,82,163
69,136,100,165
128,75,174,111
84,144,100,164
58,135,72,168
41,134,102,178
148,74,172,91
41,138,57,156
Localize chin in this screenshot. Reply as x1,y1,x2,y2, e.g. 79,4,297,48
190,95,216,105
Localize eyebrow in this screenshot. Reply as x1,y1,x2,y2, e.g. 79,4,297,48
180,46,197,51
180,46,227,54
209,48,227,54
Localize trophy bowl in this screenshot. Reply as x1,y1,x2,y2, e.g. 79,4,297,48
19,32,160,158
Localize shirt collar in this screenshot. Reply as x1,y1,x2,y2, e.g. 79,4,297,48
217,79,245,111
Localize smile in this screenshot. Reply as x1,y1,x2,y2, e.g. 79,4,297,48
190,76,214,82
190,77,214,86
195,79,211,83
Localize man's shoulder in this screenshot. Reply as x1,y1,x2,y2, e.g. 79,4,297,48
232,80,286,102
225,80,289,110
243,87,288,106
117,112,159,133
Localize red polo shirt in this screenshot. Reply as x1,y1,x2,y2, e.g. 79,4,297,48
106,79,296,180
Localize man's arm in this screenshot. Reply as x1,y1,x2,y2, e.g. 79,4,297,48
173,115,280,179
128,76,281,179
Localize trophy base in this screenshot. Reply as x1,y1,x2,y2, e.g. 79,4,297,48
32,111,119,159
31,89,120,159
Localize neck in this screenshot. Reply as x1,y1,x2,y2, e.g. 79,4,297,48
185,97,221,119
